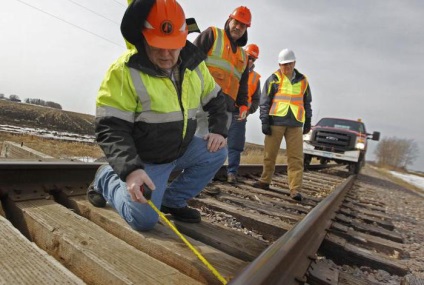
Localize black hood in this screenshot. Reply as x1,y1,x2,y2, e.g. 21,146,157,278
120,0,155,46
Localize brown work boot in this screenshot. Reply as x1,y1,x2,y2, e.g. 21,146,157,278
291,193,303,202
227,173,237,184
252,181,270,190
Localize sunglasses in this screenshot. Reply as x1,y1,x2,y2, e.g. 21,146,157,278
248,56,256,62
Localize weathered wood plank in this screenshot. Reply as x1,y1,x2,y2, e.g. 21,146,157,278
307,260,339,285
345,196,386,211
189,196,290,241
237,178,318,207
212,182,310,214
60,195,246,284
335,214,403,243
330,222,408,258
9,199,202,285
338,207,394,230
0,215,84,285
321,234,408,276
343,201,392,220
172,216,268,262
344,197,386,213
216,194,302,224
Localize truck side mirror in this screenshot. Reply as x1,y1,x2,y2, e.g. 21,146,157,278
372,131,380,141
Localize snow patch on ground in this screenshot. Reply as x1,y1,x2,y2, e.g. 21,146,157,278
389,171,424,190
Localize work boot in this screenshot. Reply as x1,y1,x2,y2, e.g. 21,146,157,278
291,193,303,202
227,173,237,184
87,164,108,208
161,205,201,223
252,181,270,190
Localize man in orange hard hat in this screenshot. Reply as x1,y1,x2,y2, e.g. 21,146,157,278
87,0,228,231
227,44,261,184
194,6,252,137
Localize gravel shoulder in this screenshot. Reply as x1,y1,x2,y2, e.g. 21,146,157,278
359,165,424,280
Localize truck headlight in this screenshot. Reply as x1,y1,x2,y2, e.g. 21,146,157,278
356,142,365,150
355,137,366,150
303,132,311,141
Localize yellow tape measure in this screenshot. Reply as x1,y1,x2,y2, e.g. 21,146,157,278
140,185,227,284
147,200,228,284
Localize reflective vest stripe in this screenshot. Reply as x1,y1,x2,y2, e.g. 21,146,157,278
130,68,151,111
136,110,184,123
273,95,303,102
194,66,204,92
96,105,134,122
194,65,216,106
201,84,221,106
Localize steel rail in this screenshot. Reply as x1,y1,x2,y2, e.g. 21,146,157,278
229,174,356,285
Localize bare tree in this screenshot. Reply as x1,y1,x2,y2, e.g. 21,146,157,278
374,137,419,170
9,94,21,102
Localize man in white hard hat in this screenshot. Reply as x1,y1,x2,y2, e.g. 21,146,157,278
253,48,312,202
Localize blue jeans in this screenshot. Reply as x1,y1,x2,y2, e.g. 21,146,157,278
93,136,227,231
227,112,246,175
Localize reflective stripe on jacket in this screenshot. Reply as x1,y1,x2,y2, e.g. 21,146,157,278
206,27,247,100
268,70,309,123
247,70,260,108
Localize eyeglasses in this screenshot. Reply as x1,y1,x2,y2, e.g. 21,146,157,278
248,57,256,62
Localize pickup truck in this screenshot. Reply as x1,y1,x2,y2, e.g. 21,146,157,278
303,117,380,174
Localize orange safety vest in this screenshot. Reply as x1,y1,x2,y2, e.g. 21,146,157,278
205,27,247,100
247,70,260,108
269,70,308,122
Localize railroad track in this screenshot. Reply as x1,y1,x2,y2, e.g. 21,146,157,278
0,161,415,284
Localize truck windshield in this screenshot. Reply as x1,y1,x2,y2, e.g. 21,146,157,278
317,118,365,133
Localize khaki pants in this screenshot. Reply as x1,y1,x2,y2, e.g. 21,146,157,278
260,125,303,195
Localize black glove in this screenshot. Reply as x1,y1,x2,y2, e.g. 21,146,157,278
303,118,311,134
262,124,272,135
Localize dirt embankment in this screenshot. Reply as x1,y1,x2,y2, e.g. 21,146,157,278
0,99,95,135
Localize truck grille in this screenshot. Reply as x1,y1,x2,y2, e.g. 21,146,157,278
310,129,356,152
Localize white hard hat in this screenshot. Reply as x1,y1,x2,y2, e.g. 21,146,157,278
278,49,296,64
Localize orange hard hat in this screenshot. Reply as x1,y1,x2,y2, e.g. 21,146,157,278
142,0,188,49
229,6,251,27
245,44,259,59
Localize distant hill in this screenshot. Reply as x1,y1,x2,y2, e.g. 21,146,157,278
0,99,95,135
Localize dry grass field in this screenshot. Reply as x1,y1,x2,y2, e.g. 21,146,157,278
0,132,103,160
0,99,287,163
0,132,286,164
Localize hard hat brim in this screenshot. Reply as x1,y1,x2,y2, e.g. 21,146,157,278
142,30,188,49
279,59,295,64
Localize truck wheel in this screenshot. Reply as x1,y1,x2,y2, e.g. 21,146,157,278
348,162,361,174
304,154,312,169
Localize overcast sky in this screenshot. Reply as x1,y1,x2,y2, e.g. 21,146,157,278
1,0,423,171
